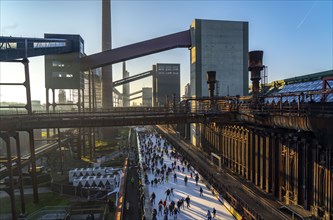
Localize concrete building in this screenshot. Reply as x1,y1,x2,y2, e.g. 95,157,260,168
152,63,180,107
190,19,249,147
142,87,152,107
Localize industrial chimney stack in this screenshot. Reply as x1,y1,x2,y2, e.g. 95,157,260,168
248,50,264,103
102,0,113,108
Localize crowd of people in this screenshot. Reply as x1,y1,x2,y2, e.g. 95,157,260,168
138,129,223,220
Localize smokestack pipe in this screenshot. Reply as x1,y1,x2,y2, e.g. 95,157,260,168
248,50,264,103
102,0,113,108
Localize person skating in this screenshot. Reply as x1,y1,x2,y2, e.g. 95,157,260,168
150,192,156,204
195,174,199,186
176,199,181,213
206,210,212,220
212,207,216,218
173,207,179,220
185,195,191,208
158,202,163,216
151,208,157,220
173,173,177,182
200,187,203,197
165,188,171,201
184,176,188,186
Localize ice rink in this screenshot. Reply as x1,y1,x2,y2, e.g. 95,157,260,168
137,128,235,220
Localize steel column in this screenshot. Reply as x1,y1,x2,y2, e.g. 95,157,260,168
285,141,290,205
1,133,16,219
249,130,255,182
265,135,270,193
23,58,32,114
255,133,259,186
294,138,299,204
260,135,264,189
271,134,278,197
313,145,318,214
278,137,284,201
14,133,26,215
28,129,39,203
245,130,249,179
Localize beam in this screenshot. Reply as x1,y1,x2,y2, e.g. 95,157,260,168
80,30,192,70
113,71,152,87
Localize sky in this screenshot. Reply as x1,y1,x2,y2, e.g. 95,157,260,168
0,0,332,104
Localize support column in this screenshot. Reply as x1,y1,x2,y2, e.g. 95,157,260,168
293,138,299,205
326,149,332,220
78,128,82,159
312,144,318,214
14,133,26,215
278,137,284,201
260,135,264,189
271,133,278,197
1,133,16,220
237,129,241,174
23,58,32,114
324,152,330,220
233,128,237,172
285,140,291,205
89,128,93,160
265,135,270,193
249,130,255,182
28,129,38,203
58,128,63,175
255,133,259,186
245,129,249,179
227,127,231,169
299,139,307,209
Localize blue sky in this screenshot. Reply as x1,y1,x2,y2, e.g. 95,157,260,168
0,0,332,104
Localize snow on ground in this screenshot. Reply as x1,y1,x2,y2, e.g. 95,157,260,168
137,128,235,220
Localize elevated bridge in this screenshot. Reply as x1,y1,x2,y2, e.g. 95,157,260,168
0,36,72,61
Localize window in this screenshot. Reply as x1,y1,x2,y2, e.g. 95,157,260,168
52,61,65,67
33,41,66,48
0,42,17,49
52,72,70,78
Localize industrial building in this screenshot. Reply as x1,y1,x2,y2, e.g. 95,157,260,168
152,63,180,107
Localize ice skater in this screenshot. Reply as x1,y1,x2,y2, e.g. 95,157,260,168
195,174,199,186
185,195,191,208
200,187,203,197
212,207,216,218
184,176,188,186
206,210,212,220
165,188,171,201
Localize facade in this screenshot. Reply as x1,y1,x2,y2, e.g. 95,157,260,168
45,34,84,90
190,19,249,147
142,87,152,107
153,63,180,107
198,70,333,219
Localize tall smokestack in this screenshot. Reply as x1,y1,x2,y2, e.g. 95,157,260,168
102,0,113,108
122,62,130,107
